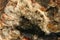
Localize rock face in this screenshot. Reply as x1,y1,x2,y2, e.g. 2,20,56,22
0,0,60,40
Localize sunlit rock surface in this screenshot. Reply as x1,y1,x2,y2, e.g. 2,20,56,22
0,0,60,40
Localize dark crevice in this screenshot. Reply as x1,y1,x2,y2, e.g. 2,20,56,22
15,16,60,39
36,0,50,8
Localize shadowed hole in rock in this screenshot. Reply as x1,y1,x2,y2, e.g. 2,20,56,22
15,16,60,39
15,16,45,37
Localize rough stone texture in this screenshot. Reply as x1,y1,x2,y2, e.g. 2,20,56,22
0,0,60,40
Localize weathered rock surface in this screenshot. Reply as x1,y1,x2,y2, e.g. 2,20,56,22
0,0,60,40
